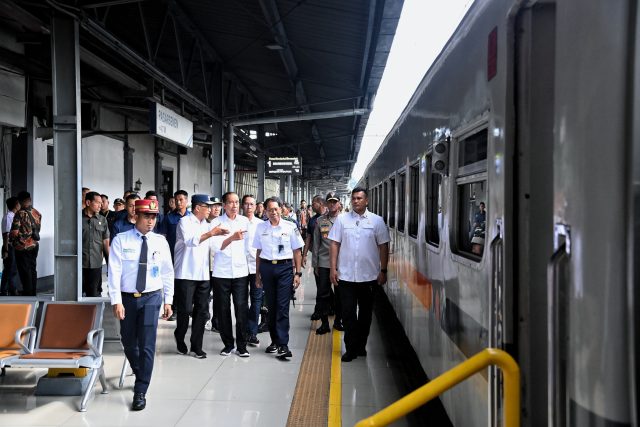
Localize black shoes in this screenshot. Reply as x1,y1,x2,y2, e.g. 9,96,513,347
333,320,344,331
236,347,250,358
257,322,269,333
167,313,176,322
132,392,146,411
220,346,234,356
247,335,259,346
191,350,207,359
277,345,292,358
310,312,320,321
316,324,331,335
265,343,278,354
176,340,188,355
341,352,358,362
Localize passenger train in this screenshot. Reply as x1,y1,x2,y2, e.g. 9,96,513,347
358,0,639,426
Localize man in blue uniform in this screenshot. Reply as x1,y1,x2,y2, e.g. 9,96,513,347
108,199,174,410
254,197,304,359
111,194,140,236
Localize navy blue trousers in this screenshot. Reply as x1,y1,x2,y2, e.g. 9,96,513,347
339,280,375,354
120,291,162,394
246,273,264,336
259,262,293,346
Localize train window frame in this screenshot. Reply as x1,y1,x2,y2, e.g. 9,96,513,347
425,153,442,248
389,176,396,228
397,170,406,234
383,181,388,224
378,184,383,214
408,162,419,239
450,124,489,264
371,186,377,215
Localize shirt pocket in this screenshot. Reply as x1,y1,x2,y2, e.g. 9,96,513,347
121,247,139,261
94,222,108,243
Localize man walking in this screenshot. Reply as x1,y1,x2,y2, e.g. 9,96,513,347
1,197,19,296
173,194,227,358
112,194,140,236
108,199,174,411
10,191,42,296
210,192,250,356
329,187,389,362
82,191,110,297
243,194,263,346
313,192,343,334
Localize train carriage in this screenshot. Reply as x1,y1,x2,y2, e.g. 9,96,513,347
359,0,639,426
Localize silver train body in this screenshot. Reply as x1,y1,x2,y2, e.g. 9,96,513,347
359,0,639,426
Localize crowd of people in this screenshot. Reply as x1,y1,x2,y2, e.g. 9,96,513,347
0,186,390,412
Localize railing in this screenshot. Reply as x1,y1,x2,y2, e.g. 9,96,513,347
354,348,520,427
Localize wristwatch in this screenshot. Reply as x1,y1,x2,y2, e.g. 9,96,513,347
381,269,388,274
295,271,303,277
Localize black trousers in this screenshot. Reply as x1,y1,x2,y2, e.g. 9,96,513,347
15,246,38,296
214,276,249,348
339,280,375,353
120,291,162,394
317,267,341,322
82,267,102,297
174,279,209,352
0,245,17,295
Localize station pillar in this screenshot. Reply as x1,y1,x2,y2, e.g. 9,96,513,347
257,152,265,202
211,122,223,197
227,124,234,192
287,175,292,204
279,176,286,201
51,13,81,301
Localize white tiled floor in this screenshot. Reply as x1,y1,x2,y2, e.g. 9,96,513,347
0,267,411,426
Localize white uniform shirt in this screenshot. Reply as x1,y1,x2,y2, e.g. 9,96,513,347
2,211,14,234
245,215,262,274
328,209,390,282
253,219,304,261
108,228,174,305
173,214,213,280
210,214,250,278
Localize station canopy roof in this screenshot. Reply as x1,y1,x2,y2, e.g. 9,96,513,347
0,0,403,188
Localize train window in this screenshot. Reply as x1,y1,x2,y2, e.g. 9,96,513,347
389,178,396,228
458,129,487,167
398,172,406,232
372,187,377,214
426,155,442,246
383,181,388,224
378,184,383,214
409,164,419,238
456,181,487,259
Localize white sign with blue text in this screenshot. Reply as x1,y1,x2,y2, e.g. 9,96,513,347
150,102,193,148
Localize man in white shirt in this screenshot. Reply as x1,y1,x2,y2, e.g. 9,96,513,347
0,197,19,296
210,192,251,357
242,194,263,346
108,199,174,411
329,187,390,362
173,194,228,359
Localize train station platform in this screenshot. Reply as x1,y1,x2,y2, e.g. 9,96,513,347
0,265,414,427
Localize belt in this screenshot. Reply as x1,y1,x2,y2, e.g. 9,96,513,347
263,259,292,265
122,289,162,298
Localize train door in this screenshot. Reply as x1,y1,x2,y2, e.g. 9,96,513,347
550,0,635,425
512,3,556,427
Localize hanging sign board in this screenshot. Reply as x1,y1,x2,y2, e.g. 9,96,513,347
266,157,301,175
149,102,193,148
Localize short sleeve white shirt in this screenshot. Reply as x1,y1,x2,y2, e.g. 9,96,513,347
328,209,389,282
107,228,174,305
253,219,304,260
245,215,262,274
210,214,250,279
2,211,14,234
173,214,213,280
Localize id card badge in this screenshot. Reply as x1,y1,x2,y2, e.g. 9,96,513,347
151,265,160,278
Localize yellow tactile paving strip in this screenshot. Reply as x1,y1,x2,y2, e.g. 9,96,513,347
286,320,335,427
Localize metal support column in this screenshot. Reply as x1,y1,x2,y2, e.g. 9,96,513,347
287,175,292,203
211,122,223,196
257,152,265,202
292,177,298,204
154,138,163,200
51,13,81,301
123,117,134,192
227,124,234,192
279,176,286,201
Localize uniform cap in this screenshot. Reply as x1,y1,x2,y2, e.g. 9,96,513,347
325,192,339,202
210,196,223,205
135,199,159,214
113,198,125,205
191,194,214,206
